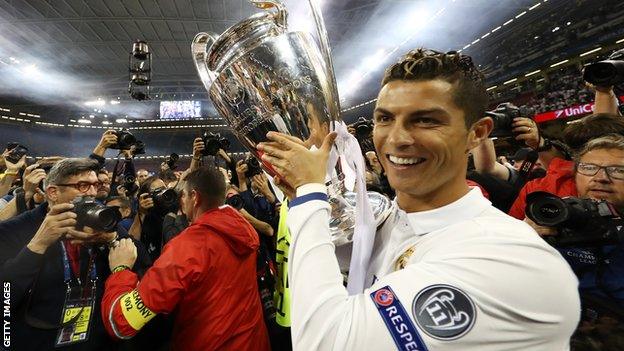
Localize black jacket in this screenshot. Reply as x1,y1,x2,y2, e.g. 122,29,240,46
0,202,151,350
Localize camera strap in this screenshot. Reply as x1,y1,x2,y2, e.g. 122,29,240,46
517,149,538,180
108,154,123,197
55,242,98,346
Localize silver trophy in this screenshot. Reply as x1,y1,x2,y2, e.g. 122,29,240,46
191,0,391,246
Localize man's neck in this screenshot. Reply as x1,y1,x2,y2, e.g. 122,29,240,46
397,181,471,213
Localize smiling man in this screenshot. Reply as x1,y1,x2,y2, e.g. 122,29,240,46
258,49,580,350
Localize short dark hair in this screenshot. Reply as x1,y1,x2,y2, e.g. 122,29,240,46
45,158,100,188
105,196,131,209
138,176,161,195
185,167,226,209
382,48,488,127
159,169,178,183
563,113,624,151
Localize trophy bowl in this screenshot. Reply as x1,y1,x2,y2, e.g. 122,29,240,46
192,0,391,245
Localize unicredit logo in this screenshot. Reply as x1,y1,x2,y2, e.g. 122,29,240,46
554,103,594,119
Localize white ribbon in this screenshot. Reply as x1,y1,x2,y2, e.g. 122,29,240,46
329,121,376,295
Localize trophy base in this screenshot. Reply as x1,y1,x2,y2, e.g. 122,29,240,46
329,190,392,247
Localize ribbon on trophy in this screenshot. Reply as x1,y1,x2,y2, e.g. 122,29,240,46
329,121,376,295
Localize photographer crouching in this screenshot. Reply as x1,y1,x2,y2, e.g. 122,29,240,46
523,134,624,349
0,158,150,350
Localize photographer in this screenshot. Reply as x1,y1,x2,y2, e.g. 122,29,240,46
0,163,46,221
234,160,275,238
96,169,111,201
524,134,624,297
258,49,579,350
509,113,623,219
101,167,270,350
0,158,150,350
136,168,150,185
105,196,134,232
129,176,175,261
0,148,25,198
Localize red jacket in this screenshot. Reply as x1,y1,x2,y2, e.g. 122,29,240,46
508,158,578,219
101,205,270,351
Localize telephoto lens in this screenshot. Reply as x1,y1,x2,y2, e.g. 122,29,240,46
72,196,121,232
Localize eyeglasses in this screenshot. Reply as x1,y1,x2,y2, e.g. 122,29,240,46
577,162,624,180
55,181,102,193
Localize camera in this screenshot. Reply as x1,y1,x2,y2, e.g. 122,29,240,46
165,153,179,170
351,117,375,153
201,132,230,156
583,48,624,87
245,156,263,178
132,141,146,155
5,142,28,164
72,196,121,232
111,130,137,150
151,187,178,211
486,103,535,138
525,192,624,247
226,194,244,210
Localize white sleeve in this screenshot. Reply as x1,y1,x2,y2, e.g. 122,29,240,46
287,186,580,351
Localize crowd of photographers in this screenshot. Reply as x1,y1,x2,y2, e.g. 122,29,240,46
0,49,623,350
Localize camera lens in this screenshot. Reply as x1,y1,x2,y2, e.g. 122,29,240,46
89,207,121,232
526,194,569,227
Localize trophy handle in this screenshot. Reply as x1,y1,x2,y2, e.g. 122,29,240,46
308,0,341,119
250,0,287,28
191,32,220,91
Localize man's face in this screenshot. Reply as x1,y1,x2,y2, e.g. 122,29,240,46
96,173,111,200
180,187,196,222
575,148,624,208
373,80,486,211
47,171,99,205
304,103,329,148
136,170,149,184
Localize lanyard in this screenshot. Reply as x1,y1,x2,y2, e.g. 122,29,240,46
60,241,97,285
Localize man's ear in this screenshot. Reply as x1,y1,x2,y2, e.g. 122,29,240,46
466,117,493,152
192,189,201,208
46,186,59,203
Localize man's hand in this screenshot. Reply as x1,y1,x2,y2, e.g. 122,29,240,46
108,238,137,271
252,174,276,203
236,160,249,185
217,148,232,163
192,137,205,159
27,203,77,254
585,81,613,94
512,117,540,149
5,155,26,173
93,130,118,156
22,164,47,202
258,131,336,189
365,151,383,175
524,217,557,237
138,193,154,214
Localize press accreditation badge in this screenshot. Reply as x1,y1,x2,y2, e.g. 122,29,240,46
55,283,97,347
